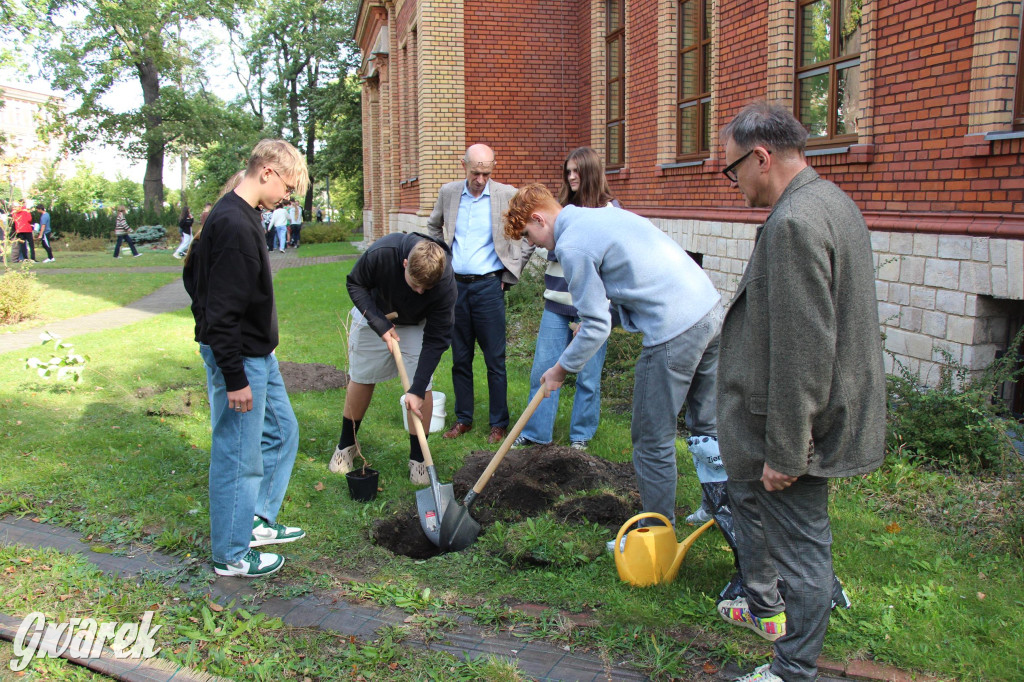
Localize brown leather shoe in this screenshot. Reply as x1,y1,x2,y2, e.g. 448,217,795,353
487,426,508,444
443,422,472,439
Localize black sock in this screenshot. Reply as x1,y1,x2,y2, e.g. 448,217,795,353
409,434,424,462
338,417,361,450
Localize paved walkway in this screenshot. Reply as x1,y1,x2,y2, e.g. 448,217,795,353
0,515,654,682
0,252,355,355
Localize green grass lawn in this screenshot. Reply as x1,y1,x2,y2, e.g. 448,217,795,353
0,252,1022,680
3,271,182,332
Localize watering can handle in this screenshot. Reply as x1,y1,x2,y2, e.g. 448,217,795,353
391,341,434,469
613,512,674,555
469,382,548,495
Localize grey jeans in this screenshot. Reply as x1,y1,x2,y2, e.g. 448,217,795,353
631,301,722,526
729,476,833,682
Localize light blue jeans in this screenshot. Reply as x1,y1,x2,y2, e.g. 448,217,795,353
201,345,299,564
520,309,608,444
631,301,723,527
275,226,288,251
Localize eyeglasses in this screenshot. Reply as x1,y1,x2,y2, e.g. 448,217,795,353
721,149,756,183
268,167,295,195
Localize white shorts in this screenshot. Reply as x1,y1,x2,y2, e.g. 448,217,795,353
347,310,432,390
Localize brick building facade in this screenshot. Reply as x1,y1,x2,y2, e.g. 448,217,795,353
354,0,1024,393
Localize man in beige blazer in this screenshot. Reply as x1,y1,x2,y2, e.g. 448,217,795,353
427,144,533,443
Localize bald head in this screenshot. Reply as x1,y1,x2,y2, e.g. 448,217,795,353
461,144,496,197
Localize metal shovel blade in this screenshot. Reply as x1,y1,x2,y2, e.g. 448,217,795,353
437,386,548,552
416,474,454,546
438,491,481,551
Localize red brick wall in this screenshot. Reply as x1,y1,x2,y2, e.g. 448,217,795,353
606,0,1024,231
464,0,583,190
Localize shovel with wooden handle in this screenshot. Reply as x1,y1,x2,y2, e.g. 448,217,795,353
438,382,548,552
390,340,454,547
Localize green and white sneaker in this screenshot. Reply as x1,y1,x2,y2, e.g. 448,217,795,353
213,548,284,577
718,597,787,641
250,516,306,547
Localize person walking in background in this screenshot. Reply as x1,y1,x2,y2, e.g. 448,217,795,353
288,200,303,248
13,201,35,262
173,207,194,259
715,101,885,682
261,207,274,250
514,147,617,452
36,205,54,263
270,201,289,253
182,138,310,578
426,144,534,444
113,206,140,258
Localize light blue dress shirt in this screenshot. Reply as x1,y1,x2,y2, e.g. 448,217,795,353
452,181,504,276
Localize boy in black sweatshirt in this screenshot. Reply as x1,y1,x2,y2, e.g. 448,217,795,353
330,232,457,485
183,139,309,578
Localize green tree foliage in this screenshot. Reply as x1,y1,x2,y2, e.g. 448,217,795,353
38,0,242,210
239,0,361,215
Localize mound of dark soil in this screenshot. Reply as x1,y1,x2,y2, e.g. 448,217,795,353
278,362,349,393
372,445,640,558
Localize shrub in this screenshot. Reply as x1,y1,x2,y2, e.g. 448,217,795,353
130,225,166,245
887,334,1024,473
0,267,41,325
48,204,179,239
300,220,355,244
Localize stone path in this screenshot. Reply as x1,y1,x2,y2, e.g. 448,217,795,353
0,516,652,682
0,253,355,355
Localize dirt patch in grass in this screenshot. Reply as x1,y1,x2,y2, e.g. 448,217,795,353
278,362,349,393
372,446,639,558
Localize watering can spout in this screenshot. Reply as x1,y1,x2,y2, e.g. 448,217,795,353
613,513,716,587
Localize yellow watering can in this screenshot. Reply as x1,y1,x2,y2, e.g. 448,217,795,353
613,512,716,587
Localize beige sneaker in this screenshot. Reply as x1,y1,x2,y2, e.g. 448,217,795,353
329,445,356,474
408,460,429,486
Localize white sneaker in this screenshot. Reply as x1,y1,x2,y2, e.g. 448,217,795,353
685,506,712,525
212,548,283,577
734,663,784,681
43,258,54,263
250,516,305,547
409,460,429,486
329,445,356,474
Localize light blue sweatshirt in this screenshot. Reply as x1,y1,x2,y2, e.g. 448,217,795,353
554,204,720,373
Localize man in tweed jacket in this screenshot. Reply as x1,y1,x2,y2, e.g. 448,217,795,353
427,144,533,444
716,101,886,682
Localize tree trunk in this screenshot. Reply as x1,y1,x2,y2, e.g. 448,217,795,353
180,151,188,214
304,119,315,219
138,58,164,211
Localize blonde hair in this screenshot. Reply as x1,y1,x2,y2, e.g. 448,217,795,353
245,139,310,197
406,240,447,288
218,170,245,198
504,183,561,240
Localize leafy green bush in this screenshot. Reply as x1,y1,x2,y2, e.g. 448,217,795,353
887,336,1024,473
299,220,355,244
130,225,166,244
47,204,179,239
0,267,41,325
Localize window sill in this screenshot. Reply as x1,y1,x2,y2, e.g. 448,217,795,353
605,168,630,181
656,159,707,177
399,177,419,187
805,143,874,164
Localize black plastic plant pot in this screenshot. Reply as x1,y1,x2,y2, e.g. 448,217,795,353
345,468,379,502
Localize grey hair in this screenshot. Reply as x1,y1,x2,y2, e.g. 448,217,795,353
721,100,808,153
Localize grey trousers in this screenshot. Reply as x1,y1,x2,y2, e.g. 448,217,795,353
631,302,722,526
728,476,833,682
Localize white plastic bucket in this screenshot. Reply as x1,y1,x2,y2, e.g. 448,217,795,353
400,391,446,433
